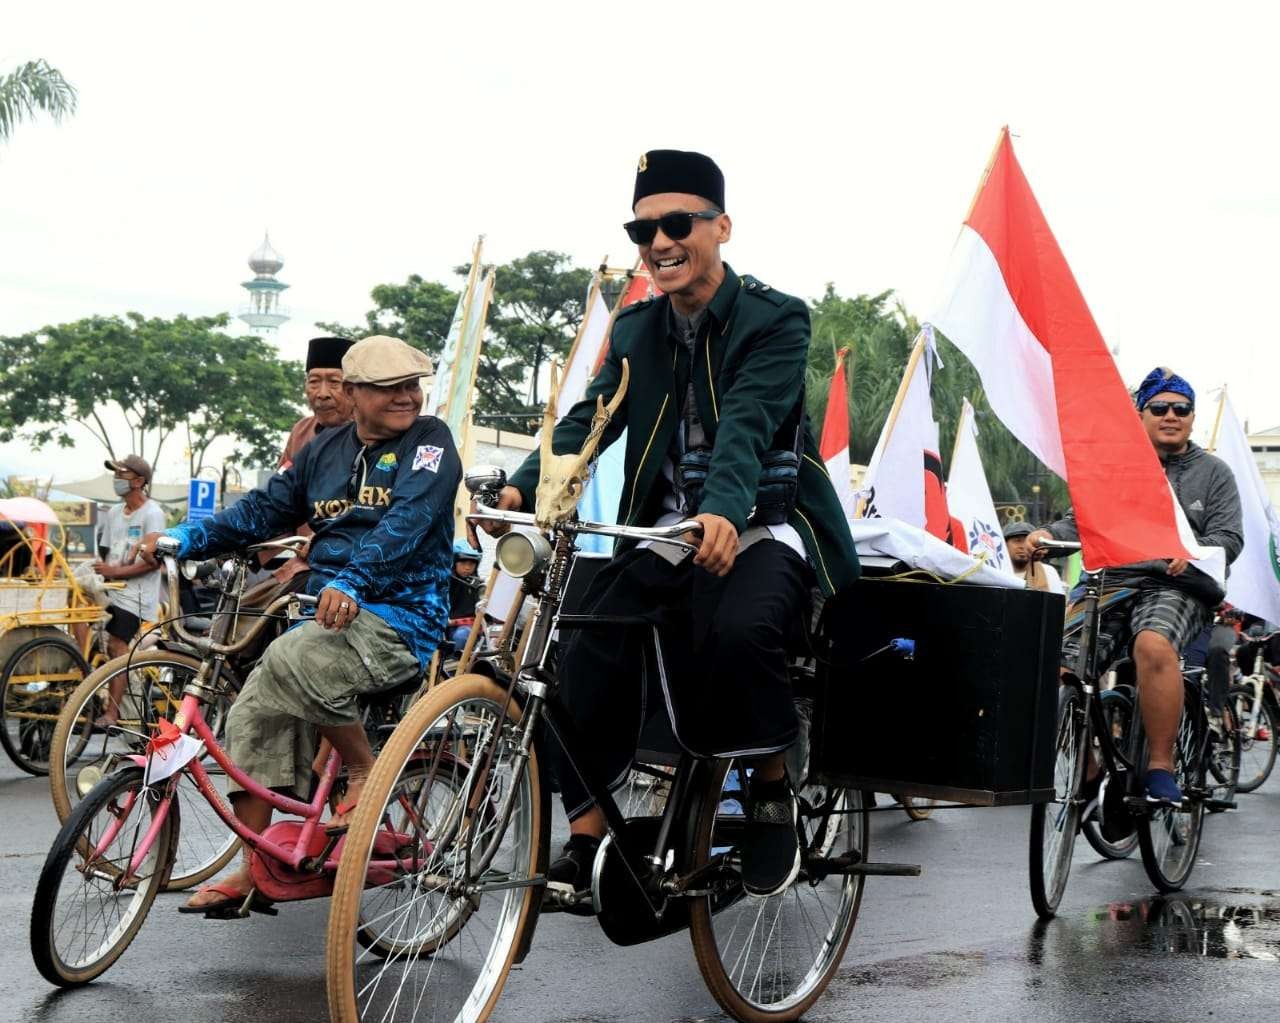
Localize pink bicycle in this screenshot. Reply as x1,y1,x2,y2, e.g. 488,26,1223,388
29,538,433,987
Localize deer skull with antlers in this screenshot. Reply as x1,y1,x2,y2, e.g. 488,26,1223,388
534,357,630,529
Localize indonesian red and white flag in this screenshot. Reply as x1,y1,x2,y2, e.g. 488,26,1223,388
858,329,964,549
929,128,1222,579
820,348,857,518
947,398,1014,576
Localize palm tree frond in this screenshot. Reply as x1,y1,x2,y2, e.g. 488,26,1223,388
0,59,78,143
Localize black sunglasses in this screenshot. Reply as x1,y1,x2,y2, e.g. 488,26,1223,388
623,209,721,245
1144,400,1194,418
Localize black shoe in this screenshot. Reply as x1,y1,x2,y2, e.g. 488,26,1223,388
741,776,801,898
547,834,601,894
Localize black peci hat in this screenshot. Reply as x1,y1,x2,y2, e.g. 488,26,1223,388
633,150,725,211
306,336,356,373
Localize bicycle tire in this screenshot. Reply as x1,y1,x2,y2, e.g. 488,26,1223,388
1080,688,1138,860
1232,685,1277,794
0,636,90,776
30,765,178,986
688,760,868,1022
1136,682,1206,893
48,650,240,891
326,674,544,1023
1029,684,1087,918
1207,689,1242,809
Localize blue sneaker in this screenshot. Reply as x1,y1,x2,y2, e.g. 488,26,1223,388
1145,768,1183,806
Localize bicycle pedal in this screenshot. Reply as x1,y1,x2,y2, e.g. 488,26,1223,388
542,882,596,917
1204,798,1237,812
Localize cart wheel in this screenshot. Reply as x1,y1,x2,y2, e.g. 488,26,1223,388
0,636,89,775
901,795,938,821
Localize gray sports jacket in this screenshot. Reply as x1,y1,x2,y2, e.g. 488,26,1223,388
1046,441,1243,606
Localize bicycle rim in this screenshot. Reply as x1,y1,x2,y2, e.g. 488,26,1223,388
1138,694,1204,892
30,766,176,986
1232,687,1277,793
327,675,542,1023
689,761,867,1022
1029,686,1085,918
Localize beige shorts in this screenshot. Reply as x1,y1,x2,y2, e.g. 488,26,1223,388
225,610,419,795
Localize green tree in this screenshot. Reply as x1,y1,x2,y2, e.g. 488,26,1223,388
487,251,591,412
316,274,459,358
805,284,1067,513
325,251,592,418
0,313,304,473
0,60,77,145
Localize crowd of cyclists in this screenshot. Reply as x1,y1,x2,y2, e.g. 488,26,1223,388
23,148,1280,1023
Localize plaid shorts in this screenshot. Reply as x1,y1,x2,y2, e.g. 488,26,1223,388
1060,583,1210,678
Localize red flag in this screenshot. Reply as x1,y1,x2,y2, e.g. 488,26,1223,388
819,348,857,519
930,128,1198,570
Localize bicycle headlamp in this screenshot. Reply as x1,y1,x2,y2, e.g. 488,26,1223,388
495,530,552,579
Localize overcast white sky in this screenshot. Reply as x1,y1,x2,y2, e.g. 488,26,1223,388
3,1,1278,486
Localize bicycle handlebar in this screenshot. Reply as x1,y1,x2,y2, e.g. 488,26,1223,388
1033,538,1081,553
467,507,703,547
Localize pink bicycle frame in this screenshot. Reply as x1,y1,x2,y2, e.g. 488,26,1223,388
118,693,343,879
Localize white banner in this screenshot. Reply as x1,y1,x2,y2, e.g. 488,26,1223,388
1214,395,1280,623
946,398,1014,577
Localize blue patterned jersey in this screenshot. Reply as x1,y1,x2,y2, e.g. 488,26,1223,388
167,417,461,670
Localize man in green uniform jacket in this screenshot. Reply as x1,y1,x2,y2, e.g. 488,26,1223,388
486,149,858,899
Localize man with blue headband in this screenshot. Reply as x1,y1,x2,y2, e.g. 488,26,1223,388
1030,367,1243,810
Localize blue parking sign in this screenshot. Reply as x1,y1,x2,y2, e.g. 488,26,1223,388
187,478,219,522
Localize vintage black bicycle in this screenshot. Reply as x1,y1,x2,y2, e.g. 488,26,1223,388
1030,539,1241,918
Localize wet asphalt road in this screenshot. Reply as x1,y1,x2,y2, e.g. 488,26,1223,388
4,756,1279,1023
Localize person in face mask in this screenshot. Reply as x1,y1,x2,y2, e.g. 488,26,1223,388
86,455,168,727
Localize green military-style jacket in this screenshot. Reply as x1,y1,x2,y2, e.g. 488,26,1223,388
509,263,859,596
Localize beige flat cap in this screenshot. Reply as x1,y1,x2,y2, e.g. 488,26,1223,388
341,335,435,386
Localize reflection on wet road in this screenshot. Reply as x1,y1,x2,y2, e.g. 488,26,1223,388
4,758,1280,1022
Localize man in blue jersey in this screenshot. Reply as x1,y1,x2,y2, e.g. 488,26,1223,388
133,335,460,914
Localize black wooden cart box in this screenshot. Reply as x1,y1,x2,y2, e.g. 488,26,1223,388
812,577,1065,806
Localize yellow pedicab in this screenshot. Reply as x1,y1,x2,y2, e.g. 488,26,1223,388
0,500,109,775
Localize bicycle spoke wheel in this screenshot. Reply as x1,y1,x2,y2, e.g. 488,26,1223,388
30,765,177,986
1137,688,1205,893
618,761,675,819
327,674,544,1023
1081,688,1138,860
688,760,867,1022
1231,686,1277,794
48,651,240,891
1,636,89,775
1207,693,1242,808
1029,685,1086,918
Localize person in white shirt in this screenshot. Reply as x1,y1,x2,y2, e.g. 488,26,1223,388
82,455,168,727
1004,521,1065,594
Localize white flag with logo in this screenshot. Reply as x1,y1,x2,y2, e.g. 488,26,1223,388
857,329,940,529
946,398,1014,577
1213,395,1280,623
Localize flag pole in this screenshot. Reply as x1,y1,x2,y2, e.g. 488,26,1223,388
1206,386,1227,453
876,332,927,452
559,258,607,377
964,126,1009,222
949,398,972,475
591,257,648,378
